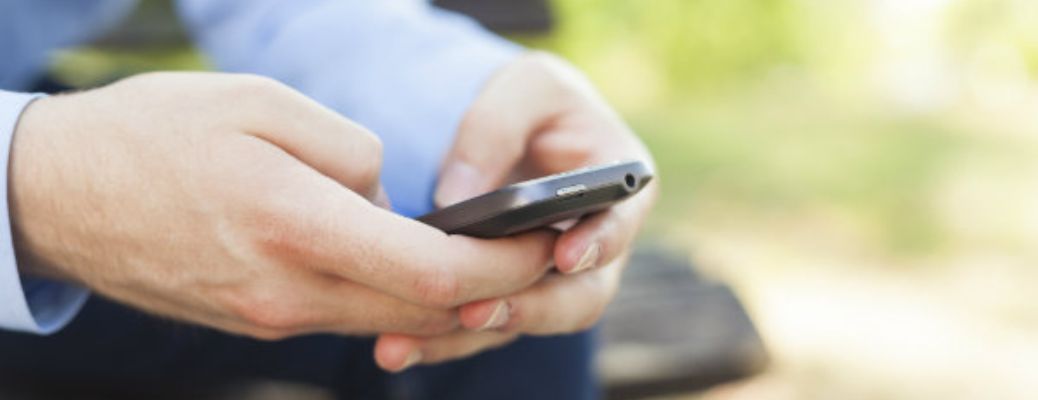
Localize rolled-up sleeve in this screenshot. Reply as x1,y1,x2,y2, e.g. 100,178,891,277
176,0,521,217
0,91,89,334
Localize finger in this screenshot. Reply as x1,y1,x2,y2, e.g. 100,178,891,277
373,260,625,372
271,269,463,336
373,331,519,372
373,334,423,372
159,265,460,339
521,121,658,274
433,56,567,207
458,258,625,335
554,179,656,274
260,174,558,308
345,206,560,308
535,128,657,274
234,75,386,202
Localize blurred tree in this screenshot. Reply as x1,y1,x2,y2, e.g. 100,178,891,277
529,0,800,101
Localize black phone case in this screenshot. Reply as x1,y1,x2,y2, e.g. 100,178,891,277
419,160,653,238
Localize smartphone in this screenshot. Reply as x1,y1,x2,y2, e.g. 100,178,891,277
419,160,653,238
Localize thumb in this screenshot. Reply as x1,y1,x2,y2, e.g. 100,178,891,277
433,112,530,208
434,55,565,208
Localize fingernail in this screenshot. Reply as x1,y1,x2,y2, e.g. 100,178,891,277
568,243,600,274
435,161,482,207
399,350,422,371
478,300,510,331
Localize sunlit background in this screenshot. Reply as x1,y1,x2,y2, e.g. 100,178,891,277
524,0,1038,399
52,0,1038,399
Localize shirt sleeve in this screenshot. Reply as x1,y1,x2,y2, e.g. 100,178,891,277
0,91,90,334
176,0,522,217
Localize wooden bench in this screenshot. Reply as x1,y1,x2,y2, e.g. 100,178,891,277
600,245,768,399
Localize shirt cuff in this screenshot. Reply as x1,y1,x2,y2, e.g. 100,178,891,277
0,91,89,334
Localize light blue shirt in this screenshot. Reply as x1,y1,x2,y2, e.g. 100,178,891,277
0,0,520,334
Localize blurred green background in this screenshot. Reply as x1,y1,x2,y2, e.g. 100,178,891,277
52,0,1038,399
531,1,1038,399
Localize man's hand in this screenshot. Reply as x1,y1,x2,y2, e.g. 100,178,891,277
374,52,659,371
10,72,557,341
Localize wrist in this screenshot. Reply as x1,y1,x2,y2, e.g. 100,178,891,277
8,95,77,282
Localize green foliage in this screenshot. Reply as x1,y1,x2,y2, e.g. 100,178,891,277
522,0,1038,259
521,0,802,102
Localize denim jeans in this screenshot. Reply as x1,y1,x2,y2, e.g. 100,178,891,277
0,297,598,399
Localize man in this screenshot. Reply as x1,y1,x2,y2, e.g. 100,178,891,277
0,0,657,398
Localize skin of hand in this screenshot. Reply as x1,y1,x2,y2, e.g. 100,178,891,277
9,72,559,341
373,52,659,371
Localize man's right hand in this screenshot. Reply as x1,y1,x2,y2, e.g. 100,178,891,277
8,72,556,341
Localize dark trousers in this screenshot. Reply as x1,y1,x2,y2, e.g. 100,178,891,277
0,297,598,399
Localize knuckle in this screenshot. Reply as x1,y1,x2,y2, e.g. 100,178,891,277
244,198,320,264
361,129,384,158
244,306,299,332
234,74,285,93
410,267,463,308
225,74,291,105
224,289,306,332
